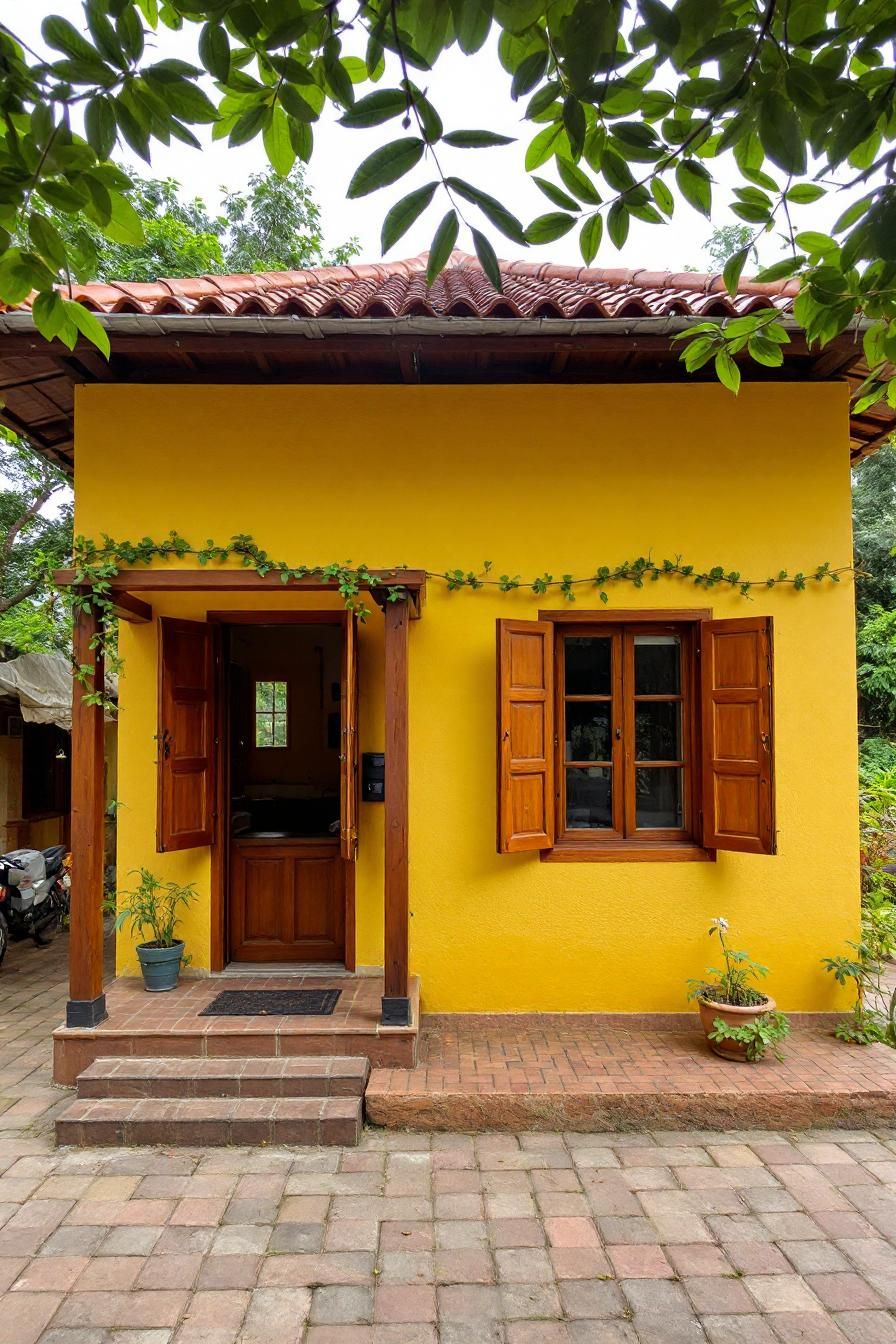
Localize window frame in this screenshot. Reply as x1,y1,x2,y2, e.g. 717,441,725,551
254,677,289,750
540,609,713,863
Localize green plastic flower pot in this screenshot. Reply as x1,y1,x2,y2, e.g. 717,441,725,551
136,940,185,992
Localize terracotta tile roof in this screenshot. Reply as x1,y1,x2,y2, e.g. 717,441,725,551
12,251,801,321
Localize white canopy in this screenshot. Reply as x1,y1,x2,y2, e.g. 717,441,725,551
0,652,116,731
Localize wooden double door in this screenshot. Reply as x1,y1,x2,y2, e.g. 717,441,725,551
229,837,346,963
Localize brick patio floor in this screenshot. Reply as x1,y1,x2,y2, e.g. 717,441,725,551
3,934,896,1341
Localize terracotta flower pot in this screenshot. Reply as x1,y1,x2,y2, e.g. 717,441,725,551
697,995,776,1061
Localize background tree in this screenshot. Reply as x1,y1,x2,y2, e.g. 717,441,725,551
0,163,355,653
0,434,73,653
46,163,358,282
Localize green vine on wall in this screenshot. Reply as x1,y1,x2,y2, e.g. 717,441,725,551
65,532,854,712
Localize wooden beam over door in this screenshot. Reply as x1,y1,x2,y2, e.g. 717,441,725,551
380,595,411,1026
55,567,427,619
66,597,107,1027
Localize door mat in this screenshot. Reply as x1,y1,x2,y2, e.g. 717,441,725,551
199,989,342,1017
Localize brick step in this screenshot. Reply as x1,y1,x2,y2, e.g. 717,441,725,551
56,1094,362,1147
76,1055,369,1100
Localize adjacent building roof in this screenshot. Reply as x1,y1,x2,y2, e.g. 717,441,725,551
0,251,889,473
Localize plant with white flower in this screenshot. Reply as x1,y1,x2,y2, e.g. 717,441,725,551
687,919,770,1008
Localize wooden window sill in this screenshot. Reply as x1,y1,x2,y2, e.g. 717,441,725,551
541,842,715,863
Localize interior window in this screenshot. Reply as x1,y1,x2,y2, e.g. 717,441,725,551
255,680,288,748
558,625,692,844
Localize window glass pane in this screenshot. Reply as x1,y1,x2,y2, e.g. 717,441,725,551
566,767,613,829
255,715,274,748
634,635,680,695
565,637,611,696
272,713,288,747
273,682,287,712
635,702,681,761
566,703,611,762
255,681,273,711
635,767,682,829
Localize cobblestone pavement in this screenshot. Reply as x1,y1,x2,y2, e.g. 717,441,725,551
3,937,896,1342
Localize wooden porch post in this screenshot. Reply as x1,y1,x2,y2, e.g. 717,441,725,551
66,595,107,1027
381,596,411,1027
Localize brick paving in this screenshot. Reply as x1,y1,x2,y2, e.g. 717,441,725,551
368,1013,896,1131
4,935,896,1340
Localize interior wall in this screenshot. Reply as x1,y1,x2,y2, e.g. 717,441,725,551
229,624,341,793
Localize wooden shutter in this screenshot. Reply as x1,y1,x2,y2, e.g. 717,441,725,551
700,616,775,854
340,612,359,860
157,618,215,852
497,619,554,853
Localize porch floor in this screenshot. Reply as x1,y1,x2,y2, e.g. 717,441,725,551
53,972,419,1085
366,1013,896,1132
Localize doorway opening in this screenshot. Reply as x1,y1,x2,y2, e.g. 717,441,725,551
222,617,354,966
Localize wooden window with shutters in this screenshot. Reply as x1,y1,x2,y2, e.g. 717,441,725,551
497,612,775,861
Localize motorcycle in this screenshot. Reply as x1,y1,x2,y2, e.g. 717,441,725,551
0,846,71,966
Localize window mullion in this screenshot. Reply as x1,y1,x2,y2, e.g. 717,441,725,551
614,629,627,838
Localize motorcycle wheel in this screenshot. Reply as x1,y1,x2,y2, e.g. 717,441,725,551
0,912,7,967
32,912,58,947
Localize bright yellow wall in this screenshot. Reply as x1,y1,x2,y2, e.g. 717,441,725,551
75,382,858,1011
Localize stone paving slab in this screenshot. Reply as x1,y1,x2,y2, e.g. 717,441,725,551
5,935,896,1340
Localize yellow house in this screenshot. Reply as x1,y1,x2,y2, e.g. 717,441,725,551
2,252,893,1067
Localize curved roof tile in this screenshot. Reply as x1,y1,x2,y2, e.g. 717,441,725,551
5,250,802,323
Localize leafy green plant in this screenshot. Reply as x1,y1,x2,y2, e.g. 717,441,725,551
104,867,196,950
1,1,896,404
708,1010,790,1063
686,917,771,1008
65,531,849,713
822,942,895,1047
857,766,896,961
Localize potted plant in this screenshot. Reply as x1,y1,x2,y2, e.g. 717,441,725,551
687,918,790,1062
105,868,196,992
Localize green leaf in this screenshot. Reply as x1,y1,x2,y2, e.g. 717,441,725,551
263,106,296,177
795,231,837,256
199,22,230,81
279,85,319,123
748,335,785,367
563,96,586,160
63,299,111,359
85,95,117,160
533,177,579,211
607,200,629,249
525,123,564,171
758,91,807,175
339,89,408,129
27,213,67,272
426,210,459,285
651,178,674,216
445,178,527,244
579,213,603,265
471,228,502,291
722,247,749,297
32,290,70,343
41,15,98,61
228,104,267,147
442,130,515,148
675,160,712,217
381,182,438,253
102,192,146,245
525,212,577,243
715,349,741,394
754,257,803,282
511,51,548,100
786,182,825,205
637,0,680,47
347,138,425,199
556,157,601,205
453,0,493,54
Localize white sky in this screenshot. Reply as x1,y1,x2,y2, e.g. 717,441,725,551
4,2,870,275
